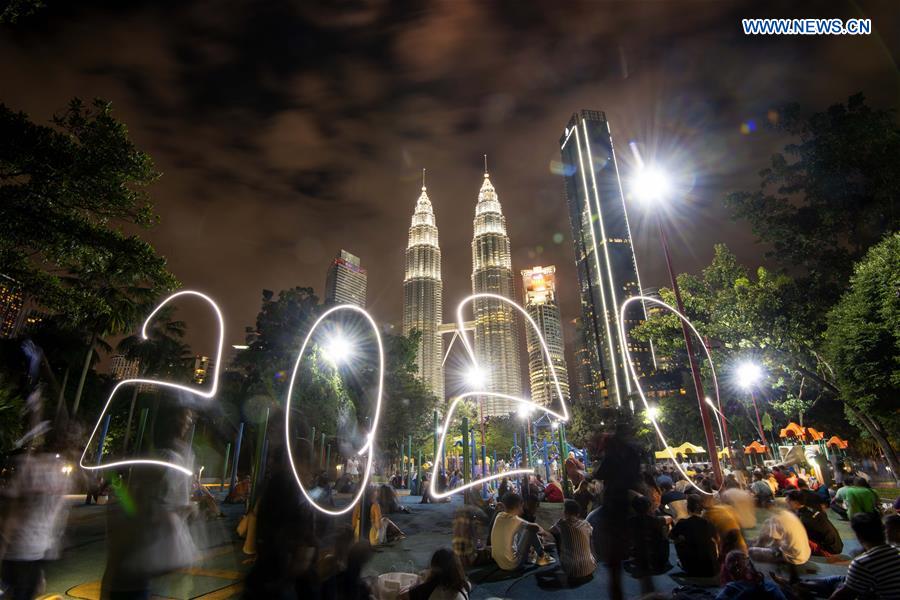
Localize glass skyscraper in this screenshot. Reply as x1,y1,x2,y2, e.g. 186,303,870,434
521,266,570,408
324,250,367,308
472,170,522,416
403,180,444,401
559,110,653,407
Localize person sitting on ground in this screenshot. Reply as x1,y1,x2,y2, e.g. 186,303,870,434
191,476,225,518
716,550,787,600
522,493,540,524
353,485,405,546
670,494,719,577
885,514,900,547
660,479,686,507
776,512,900,599
626,494,672,576
750,470,774,507
785,489,842,556
832,477,879,520
549,499,596,584
379,483,410,514
451,498,491,567
704,494,748,559
573,479,593,518
565,451,586,489
224,474,251,504
321,541,376,600
721,485,757,529
748,505,811,567
407,548,472,600
544,477,564,503
772,466,789,491
490,492,555,570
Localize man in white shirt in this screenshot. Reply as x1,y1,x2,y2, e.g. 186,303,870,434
749,507,811,566
490,493,555,570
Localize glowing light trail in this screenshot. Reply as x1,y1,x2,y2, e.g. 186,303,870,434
80,290,225,476
428,293,569,500
618,295,723,495
283,304,384,516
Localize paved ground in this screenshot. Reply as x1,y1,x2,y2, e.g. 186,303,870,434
41,492,859,599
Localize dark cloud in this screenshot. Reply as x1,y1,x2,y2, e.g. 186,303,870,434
2,0,899,358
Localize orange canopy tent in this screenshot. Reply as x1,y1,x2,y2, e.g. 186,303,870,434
779,422,824,442
826,436,849,449
744,441,768,454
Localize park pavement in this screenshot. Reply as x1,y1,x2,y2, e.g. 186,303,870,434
41,492,859,600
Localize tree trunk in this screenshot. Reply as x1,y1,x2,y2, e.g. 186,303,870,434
55,367,69,418
849,406,900,483
122,385,139,454
71,332,97,416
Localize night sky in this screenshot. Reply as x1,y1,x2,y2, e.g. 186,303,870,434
3,0,899,358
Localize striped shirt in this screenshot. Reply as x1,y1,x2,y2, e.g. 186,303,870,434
844,544,900,599
551,516,595,578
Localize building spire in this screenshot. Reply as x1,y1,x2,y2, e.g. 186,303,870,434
484,154,488,177
422,167,426,191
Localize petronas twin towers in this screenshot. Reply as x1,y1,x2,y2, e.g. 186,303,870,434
402,168,521,416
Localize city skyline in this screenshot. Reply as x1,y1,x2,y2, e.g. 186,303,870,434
2,2,895,354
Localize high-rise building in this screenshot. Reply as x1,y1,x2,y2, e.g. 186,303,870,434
110,354,140,380
403,177,444,401
560,110,653,407
472,168,522,416
193,355,213,385
572,317,602,404
521,266,570,408
0,275,25,339
324,250,367,308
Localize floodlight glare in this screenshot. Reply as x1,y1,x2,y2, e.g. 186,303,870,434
647,406,659,420
736,362,762,390
323,334,353,365
632,167,671,203
464,365,487,389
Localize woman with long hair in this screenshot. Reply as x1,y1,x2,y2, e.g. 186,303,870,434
407,548,471,600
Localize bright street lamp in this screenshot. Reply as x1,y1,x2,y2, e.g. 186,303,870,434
464,365,487,389
646,406,659,421
736,362,763,390
323,334,353,366
632,167,671,204
734,361,770,454
631,162,723,486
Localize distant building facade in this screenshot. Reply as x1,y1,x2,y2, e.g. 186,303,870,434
110,354,140,381
559,110,654,407
324,250,368,308
572,317,602,405
193,355,213,385
403,179,444,400
0,275,25,339
471,170,522,416
521,266,570,408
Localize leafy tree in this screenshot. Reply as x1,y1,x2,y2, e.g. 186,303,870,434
725,93,899,326
117,307,193,452
824,233,900,449
374,332,438,468
0,0,45,24
634,244,899,479
0,99,177,414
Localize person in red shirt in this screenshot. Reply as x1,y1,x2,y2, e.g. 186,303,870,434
772,466,790,490
544,478,564,502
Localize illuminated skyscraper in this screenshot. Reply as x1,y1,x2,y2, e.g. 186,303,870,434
324,250,367,308
560,110,653,407
472,168,522,416
572,317,602,404
403,177,444,400
521,266,570,408
0,275,24,339
110,354,140,380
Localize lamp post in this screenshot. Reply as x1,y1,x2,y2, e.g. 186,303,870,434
736,362,770,457
633,166,722,485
